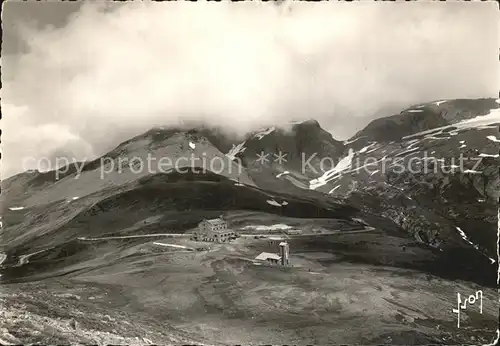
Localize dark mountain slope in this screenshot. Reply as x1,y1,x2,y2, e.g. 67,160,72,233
1,98,498,290
82,125,241,173
2,168,496,288
309,98,499,262
352,98,498,143
1,127,254,209
1,168,360,260
239,119,345,171
230,120,346,194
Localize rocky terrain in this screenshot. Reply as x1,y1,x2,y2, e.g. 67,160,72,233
233,98,500,261
0,127,255,208
1,97,499,344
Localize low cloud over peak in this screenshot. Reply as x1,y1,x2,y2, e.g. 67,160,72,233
1,1,498,178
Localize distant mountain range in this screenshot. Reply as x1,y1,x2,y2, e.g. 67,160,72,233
1,97,498,286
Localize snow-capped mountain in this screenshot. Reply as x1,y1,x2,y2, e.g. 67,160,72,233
2,97,498,346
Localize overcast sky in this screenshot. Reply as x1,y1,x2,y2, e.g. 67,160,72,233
1,0,499,178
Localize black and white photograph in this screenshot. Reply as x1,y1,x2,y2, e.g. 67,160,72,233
1,0,499,344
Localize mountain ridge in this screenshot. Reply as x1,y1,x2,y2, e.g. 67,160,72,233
2,97,499,267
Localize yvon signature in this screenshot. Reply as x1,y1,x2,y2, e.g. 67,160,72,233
452,290,483,328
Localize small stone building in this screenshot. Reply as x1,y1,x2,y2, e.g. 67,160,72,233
255,252,281,265
255,241,290,266
194,216,235,242
279,241,290,266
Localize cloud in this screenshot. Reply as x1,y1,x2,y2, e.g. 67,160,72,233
1,0,498,178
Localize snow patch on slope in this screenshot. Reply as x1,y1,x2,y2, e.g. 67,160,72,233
359,143,376,154
8,207,24,211
241,224,292,231
486,135,500,143
455,227,495,264
405,139,420,149
266,199,287,207
254,127,275,140
452,107,500,129
328,185,341,194
343,136,364,145
479,153,499,158
309,149,355,190
226,142,246,160
404,107,500,140
276,171,290,178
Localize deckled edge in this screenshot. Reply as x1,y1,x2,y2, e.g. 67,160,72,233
0,0,3,232
483,93,500,346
